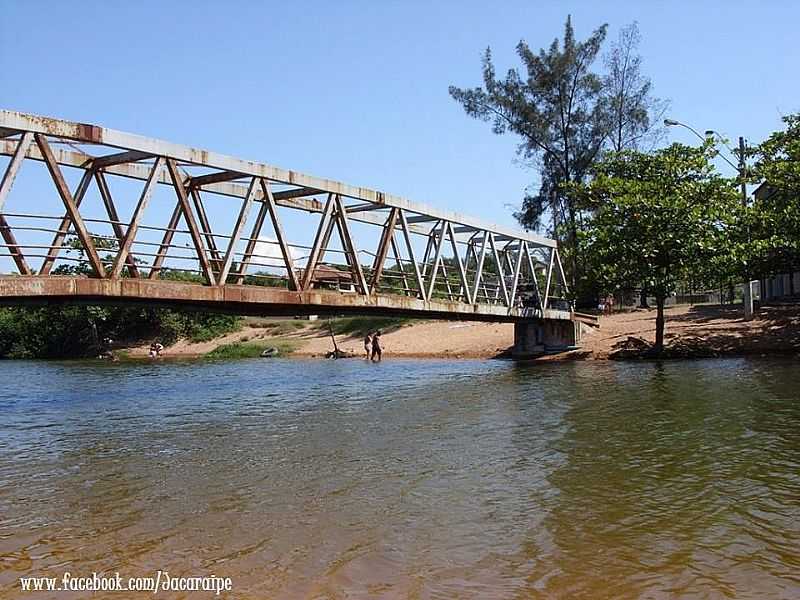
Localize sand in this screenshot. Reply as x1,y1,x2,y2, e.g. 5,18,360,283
123,303,800,360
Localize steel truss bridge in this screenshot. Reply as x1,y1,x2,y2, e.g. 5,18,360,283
0,110,572,323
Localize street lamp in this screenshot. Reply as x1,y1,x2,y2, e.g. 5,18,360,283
664,118,755,320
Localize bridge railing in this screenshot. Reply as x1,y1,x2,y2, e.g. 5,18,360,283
0,110,570,316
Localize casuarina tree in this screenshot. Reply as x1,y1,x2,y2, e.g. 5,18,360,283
449,16,608,300
450,17,666,305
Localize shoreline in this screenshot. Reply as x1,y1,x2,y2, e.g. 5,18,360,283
8,303,798,363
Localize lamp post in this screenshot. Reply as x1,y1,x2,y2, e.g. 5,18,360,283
664,119,754,320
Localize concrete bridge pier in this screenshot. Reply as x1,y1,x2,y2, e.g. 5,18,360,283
513,319,581,358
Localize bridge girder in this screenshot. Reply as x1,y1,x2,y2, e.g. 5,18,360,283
0,110,572,320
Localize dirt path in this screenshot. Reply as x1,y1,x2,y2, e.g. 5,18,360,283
581,303,800,358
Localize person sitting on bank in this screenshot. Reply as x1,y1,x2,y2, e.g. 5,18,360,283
363,332,372,359
149,341,164,359
371,330,383,362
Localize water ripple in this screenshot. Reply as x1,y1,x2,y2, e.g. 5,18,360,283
0,357,799,598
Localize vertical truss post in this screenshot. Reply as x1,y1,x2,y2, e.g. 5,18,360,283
110,158,163,279
398,209,426,300
489,233,510,306
447,222,472,304
35,134,105,278
95,171,140,277
190,187,224,274
471,232,489,305
543,247,555,311
333,194,369,295
218,177,257,285
164,158,216,285
301,193,335,290
39,169,93,275
369,207,399,294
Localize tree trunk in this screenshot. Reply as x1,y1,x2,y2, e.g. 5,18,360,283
654,296,666,354
639,288,649,309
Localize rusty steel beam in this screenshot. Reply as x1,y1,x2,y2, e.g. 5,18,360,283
397,209,425,300
218,177,257,285
0,110,556,248
164,158,216,285
261,179,300,291
301,194,335,291
0,140,455,239
38,169,94,275
0,132,33,213
190,188,224,273
111,158,163,279
190,170,247,188
369,207,399,294
35,134,106,278
92,149,152,170
489,233,510,307
0,275,574,322
543,248,555,311
0,110,572,322
472,232,489,305
0,215,31,275
523,241,542,310
334,193,369,295
388,235,411,294
0,133,35,275
554,247,569,296
426,222,447,301
271,187,322,201
447,222,472,304
148,200,183,279
94,171,140,277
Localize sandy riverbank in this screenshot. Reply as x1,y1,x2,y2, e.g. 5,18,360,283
123,303,800,361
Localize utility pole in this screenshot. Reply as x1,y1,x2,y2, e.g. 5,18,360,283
664,120,755,321
739,136,754,321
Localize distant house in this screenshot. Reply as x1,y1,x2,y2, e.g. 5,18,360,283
300,264,355,292
753,182,799,301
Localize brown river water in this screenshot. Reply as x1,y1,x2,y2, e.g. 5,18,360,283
1,357,799,599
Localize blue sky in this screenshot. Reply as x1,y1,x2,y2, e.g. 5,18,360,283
2,0,798,236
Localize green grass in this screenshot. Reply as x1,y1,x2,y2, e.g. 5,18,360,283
315,316,414,337
205,338,300,359
247,320,308,335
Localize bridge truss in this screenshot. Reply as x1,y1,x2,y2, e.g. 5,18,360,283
0,111,570,321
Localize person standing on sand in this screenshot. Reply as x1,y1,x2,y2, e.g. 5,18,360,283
371,330,383,362
363,332,372,359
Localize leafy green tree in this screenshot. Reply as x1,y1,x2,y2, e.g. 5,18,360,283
578,143,739,353
748,113,800,284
